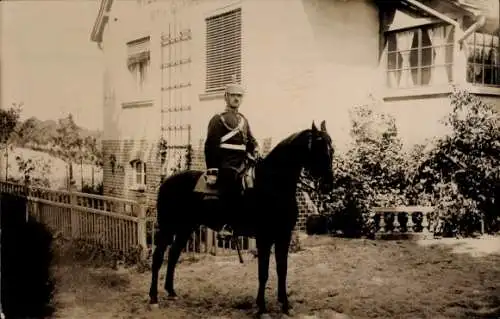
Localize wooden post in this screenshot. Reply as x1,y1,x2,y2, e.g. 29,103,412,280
480,213,485,235
205,228,212,254
136,194,148,261
213,230,218,256
69,186,78,239
23,182,29,223
80,157,84,190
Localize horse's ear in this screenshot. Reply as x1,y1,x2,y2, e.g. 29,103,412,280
320,120,327,132
311,121,318,132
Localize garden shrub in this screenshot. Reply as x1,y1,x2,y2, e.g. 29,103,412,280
81,182,104,195
1,194,55,318
305,214,329,235
318,88,498,238
322,98,410,238
411,88,499,236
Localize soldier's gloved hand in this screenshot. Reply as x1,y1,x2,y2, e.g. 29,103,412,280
253,146,262,159
247,152,256,162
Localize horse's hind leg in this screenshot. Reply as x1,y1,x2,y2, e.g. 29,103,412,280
275,231,293,315
256,236,272,316
165,228,192,299
149,231,169,305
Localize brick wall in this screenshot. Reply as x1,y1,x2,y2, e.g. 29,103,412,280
101,139,162,209
102,137,318,231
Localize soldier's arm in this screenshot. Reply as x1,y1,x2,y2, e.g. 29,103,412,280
245,122,259,154
204,115,222,169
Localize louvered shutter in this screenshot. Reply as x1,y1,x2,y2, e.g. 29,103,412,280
205,8,242,93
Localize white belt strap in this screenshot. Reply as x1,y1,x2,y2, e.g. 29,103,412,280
220,143,246,151
220,116,246,143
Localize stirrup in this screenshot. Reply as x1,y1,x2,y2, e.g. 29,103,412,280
217,224,234,239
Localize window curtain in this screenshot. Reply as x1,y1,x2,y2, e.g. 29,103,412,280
473,33,484,82
386,33,400,88
396,31,415,88
427,25,453,85
493,36,500,84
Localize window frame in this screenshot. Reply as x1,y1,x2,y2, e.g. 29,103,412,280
130,159,147,191
465,31,500,87
126,36,151,93
384,22,455,90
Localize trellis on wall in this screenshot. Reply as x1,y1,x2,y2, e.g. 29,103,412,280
159,9,192,182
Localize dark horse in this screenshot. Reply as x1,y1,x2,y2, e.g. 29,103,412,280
149,120,334,317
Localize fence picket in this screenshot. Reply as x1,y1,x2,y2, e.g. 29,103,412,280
0,181,256,262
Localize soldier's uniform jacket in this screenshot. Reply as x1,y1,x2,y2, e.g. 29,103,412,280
204,109,258,173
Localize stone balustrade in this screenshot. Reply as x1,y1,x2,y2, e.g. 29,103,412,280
371,206,435,239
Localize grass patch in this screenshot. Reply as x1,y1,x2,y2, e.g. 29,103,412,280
50,235,500,319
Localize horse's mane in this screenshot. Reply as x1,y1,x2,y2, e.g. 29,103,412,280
252,128,312,197
264,129,310,160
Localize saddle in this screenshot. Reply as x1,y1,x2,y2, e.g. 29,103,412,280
194,166,256,198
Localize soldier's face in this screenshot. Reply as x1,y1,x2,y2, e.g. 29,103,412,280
226,93,243,109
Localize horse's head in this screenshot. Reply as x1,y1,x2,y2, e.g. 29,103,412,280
303,120,334,194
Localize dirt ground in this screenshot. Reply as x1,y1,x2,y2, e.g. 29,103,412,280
50,235,500,319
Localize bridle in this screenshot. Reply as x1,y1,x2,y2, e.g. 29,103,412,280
296,131,333,212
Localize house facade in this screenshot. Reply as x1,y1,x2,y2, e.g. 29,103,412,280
90,0,499,225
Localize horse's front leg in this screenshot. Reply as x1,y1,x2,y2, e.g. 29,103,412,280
275,231,293,316
164,229,192,299
149,231,169,306
256,236,272,316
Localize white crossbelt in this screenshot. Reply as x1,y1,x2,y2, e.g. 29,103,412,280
219,114,246,152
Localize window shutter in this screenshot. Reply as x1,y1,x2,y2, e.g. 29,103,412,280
205,8,242,93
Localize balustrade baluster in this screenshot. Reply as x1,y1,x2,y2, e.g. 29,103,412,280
379,212,386,233
421,212,432,239
407,212,415,232
393,212,400,233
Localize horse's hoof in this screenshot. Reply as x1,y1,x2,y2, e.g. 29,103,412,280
167,294,178,301
149,303,160,310
149,297,158,305
281,307,294,318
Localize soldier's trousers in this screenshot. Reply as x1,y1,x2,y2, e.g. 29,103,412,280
216,168,243,220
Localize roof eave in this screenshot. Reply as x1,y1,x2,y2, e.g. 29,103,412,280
90,0,113,43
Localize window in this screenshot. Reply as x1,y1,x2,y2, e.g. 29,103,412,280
127,36,151,90
386,23,454,89
205,8,242,93
466,32,500,86
131,160,146,187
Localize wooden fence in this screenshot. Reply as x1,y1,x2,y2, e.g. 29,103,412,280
0,181,256,262
2,180,462,263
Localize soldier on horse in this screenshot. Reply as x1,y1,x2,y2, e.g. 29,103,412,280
204,82,260,236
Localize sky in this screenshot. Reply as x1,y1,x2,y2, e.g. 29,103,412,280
1,0,105,131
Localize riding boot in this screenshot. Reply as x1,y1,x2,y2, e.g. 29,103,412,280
216,168,241,238
218,195,236,238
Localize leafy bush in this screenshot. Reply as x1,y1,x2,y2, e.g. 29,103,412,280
322,99,410,238
13,155,52,188
0,103,22,145
81,182,104,195
1,194,55,319
317,88,498,238
411,88,499,235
